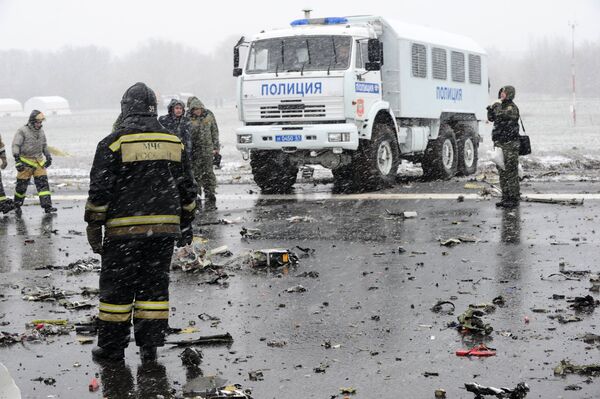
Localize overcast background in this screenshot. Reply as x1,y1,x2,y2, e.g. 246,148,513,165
0,0,599,108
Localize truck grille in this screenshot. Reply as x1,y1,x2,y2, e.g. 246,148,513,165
243,97,344,122
260,104,326,119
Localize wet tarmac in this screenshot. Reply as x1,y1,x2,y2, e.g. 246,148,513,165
1,180,600,398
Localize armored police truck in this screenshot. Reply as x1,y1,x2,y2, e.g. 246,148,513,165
233,15,488,192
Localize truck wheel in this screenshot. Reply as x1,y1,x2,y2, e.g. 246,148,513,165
422,126,458,180
354,123,400,191
332,164,354,193
250,151,298,194
457,129,479,176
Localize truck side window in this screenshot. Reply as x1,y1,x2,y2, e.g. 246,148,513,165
451,51,465,82
355,41,363,69
468,54,481,84
411,43,427,78
432,47,447,80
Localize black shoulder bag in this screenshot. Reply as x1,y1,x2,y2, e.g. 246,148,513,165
518,118,531,156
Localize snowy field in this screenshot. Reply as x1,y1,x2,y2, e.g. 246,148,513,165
0,95,598,190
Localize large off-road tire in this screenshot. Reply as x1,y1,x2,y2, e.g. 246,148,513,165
250,151,298,194
353,123,400,191
422,125,458,180
331,164,354,193
456,125,479,176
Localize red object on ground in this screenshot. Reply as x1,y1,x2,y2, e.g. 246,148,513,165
89,378,99,392
456,344,496,357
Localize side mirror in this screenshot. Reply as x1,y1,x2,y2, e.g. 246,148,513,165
233,46,242,77
367,39,381,63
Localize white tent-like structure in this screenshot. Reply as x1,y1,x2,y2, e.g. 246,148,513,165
24,96,71,115
0,98,23,117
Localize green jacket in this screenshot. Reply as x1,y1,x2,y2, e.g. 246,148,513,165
487,85,520,144
188,97,219,161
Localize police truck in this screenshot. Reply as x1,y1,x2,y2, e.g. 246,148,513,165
233,15,488,192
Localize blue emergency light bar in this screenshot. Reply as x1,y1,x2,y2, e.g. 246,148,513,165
290,17,348,26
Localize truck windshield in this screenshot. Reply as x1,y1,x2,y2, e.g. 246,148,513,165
246,36,352,74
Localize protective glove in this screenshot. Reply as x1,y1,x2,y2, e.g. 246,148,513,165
177,223,193,248
86,224,104,254
44,157,52,168
14,155,25,172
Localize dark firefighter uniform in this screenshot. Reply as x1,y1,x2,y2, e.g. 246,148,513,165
85,82,197,362
0,134,15,214
12,110,56,213
487,85,520,208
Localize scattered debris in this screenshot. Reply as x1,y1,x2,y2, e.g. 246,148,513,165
464,382,529,398
295,271,319,278
456,344,496,357
423,371,439,377
340,387,356,395
180,348,203,368
240,227,261,239
468,303,496,314
286,215,316,223
172,241,231,272
554,359,600,376
166,333,234,347
568,295,599,311
285,285,306,293
88,378,99,392
521,197,584,206
457,308,493,335
548,314,582,324
66,258,101,275
431,301,455,313
440,236,480,247
590,274,600,292
251,249,298,268
434,388,447,398
266,340,287,348
248,370,264,381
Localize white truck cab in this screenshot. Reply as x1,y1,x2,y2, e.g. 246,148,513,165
233,15,488,192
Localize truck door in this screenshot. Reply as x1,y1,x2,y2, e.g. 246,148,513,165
352,39,382,121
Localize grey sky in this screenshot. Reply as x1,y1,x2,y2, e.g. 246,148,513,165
0,0,598,55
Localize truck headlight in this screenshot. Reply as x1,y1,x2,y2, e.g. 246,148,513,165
328,133,350,142
238,134,253,144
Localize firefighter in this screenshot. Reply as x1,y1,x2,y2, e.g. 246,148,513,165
85,82,197,363
12,110,56,214
0,134,15,214
188,97,220,210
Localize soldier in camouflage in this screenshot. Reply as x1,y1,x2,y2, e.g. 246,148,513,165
188,97,220,210
487,85,521,208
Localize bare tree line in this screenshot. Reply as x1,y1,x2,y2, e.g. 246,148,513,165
0,35,598,109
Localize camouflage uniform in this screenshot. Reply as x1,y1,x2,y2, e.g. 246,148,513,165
487,85,520,207
188,97,219,208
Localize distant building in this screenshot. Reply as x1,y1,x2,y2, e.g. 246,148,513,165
24,96,71,115
0,98,23,117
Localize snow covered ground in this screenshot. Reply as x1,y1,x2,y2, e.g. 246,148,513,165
0,95,598,191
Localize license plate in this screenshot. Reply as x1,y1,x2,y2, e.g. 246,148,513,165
275,135,302,142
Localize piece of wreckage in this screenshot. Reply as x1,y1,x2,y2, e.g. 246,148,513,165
172,238,299,272
464,382,529,399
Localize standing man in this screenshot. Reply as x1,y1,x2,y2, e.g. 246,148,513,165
0,134,15,214
85,82,197,363
159,99,192,161
487,85,521,208
12,110,56,214
188,97,220,210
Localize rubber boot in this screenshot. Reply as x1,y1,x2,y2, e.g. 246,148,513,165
92,346,125,363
